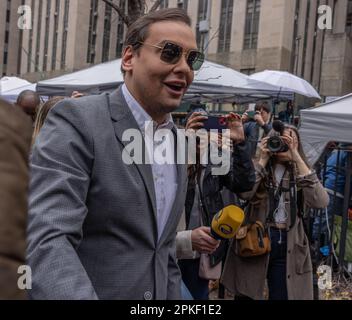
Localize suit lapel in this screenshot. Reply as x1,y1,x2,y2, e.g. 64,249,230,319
107,87,158,224
159,128,188,244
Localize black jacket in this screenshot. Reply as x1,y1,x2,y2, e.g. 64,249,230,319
185,140,255,228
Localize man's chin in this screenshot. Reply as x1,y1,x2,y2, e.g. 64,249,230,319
162,99,182,113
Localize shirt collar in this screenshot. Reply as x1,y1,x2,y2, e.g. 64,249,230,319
122,83,174,133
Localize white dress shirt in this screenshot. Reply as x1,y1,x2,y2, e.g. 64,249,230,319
122,84,178,240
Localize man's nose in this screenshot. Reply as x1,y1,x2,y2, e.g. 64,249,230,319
174,54,192,74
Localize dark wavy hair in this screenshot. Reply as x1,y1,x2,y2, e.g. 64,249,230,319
269,123,311,169
121,8,191,75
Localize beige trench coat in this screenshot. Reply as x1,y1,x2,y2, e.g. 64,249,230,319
221,162,329,300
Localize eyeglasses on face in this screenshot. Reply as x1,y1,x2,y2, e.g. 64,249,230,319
138,41,204,71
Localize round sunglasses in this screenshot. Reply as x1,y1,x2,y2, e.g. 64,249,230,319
138,41,204,71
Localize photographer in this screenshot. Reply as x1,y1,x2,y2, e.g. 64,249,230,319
176,110,255,300
221,122,329,300
244,102,273,159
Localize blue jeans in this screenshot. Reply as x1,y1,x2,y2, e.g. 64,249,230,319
178,258,209,300
267,228,288,300
181,281,194,300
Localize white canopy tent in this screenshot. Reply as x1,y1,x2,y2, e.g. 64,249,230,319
0,77,37,102
0,83,37,102
0,76,31,92
299,93,352,165
36,59,293,102
250,70,321,99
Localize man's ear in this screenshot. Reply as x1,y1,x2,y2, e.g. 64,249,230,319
122,46,134,73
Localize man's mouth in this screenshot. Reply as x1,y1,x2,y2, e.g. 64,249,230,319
163,81,187,95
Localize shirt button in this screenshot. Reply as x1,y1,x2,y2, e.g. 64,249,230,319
144,291,152,300
287,275,291,279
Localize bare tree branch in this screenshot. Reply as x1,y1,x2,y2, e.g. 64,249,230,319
102,0,130,26
128,0,146,24
149,0,163,12
102,0,164,26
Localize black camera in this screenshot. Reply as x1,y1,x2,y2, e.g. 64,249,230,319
267,120,289,153
203,115,228,131
246,110,260,121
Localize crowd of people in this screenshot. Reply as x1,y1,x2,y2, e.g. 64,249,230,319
1,8,346,301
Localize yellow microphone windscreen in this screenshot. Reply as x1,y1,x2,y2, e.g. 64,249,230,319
211,205,245,240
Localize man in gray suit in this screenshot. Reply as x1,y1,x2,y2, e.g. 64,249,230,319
27,8,204,300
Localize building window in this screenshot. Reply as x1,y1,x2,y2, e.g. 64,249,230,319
243,0,261,50
52,0,60,70
218,0,234,53
35,0,43,72
87,0,99,63
61,0,70,69
240,68,255,75
116,0,126,58
5,31,9,44
102,4,112,62
18,0,26,75
177,0,188,10
3,52,8,66
196,0,208,51
43,0,51,72
6,9,10,23
160,0,169,9
301,0,311,77
28,0,34,72
347,0,352,34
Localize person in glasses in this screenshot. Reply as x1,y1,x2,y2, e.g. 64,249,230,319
27,9,203,300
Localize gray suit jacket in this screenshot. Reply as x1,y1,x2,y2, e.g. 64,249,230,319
27,87,187,300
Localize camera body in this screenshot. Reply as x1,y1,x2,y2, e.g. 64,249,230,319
203,115,228,131
267,120,289,153
267,135,289,153
246,110,261,121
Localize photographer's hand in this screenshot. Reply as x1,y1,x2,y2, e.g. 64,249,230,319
254,112,265,127
281,133,311,175
258,137,271,168
226,112,245,144
185,112,208,130
241,112,249,123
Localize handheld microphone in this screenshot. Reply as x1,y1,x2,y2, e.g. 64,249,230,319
211,205,245,240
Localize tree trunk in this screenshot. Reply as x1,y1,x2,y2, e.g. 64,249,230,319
102,0,164,26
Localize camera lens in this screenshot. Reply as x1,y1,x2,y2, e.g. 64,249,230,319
268,136,284,153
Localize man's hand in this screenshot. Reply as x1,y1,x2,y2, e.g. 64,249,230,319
258,136,272,168
241,112,249,123
226,112,244,144
191,227,220,254
71,91,84,99
254,112,265,127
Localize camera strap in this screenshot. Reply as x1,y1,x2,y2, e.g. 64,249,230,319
267,161,287,224
196,170,211,227
288,164,297,230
